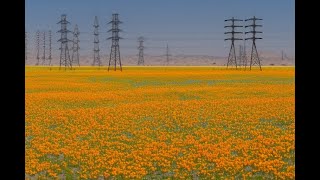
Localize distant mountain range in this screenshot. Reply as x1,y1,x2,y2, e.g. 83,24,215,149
25,52,294,66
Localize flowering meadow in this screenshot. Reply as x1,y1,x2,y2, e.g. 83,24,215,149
25,66,294,179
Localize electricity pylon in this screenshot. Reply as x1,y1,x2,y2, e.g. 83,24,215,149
93,16,101,67
137,36,145,65
245,16,263,71
107,13,122,71
224,17,243,69
57,14,72,70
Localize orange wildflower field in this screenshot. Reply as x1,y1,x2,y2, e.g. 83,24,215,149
25,66,295,179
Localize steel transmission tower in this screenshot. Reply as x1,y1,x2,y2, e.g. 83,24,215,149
25,32,27,63
281,50,288,61
224,17,243,69
35,30,40,65
166,43,171,66
245,16,263,71
48,30,52,66
238,45,247,67
57,14,72,70
93,16,101,67
107,13,122,71
137,36,145,65
41,31,46,65
72,24,80,67
238,45,243,67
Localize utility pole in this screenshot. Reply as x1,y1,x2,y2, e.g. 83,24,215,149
224,17,243,69
107,13,122,71
93,16,101,67
245,16,263,71
137,36,145,65
57,14,72,70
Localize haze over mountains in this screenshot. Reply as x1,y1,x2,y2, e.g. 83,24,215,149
25,51,294,66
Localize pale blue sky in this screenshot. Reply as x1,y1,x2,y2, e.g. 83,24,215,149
25,0,294,57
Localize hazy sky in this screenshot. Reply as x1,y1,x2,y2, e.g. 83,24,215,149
25,0,294,57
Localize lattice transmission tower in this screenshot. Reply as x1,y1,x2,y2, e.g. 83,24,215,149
238,45,247,68
92,16,101,67
57,14,72,70
25,32,27,64
166,43,171,66
281,50,288,61
48,30,52,66
107,13,122,71
245,16,263,71
224,17,243,69
72,24,80,67
41,31,46,65
137,36,145,65
35,30,40,65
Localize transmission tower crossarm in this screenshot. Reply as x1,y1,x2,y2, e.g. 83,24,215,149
107,37,123,40
225,19,243,21
108,29,122,32
245,31,262,33
245,18,263,21
57,29,72,33
57,20,70,24
108,21,122,24
224,25,243,28
224,31,243,34
245,37,262,40
224,38,243,41
245,25,262,28
58,38,72,42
